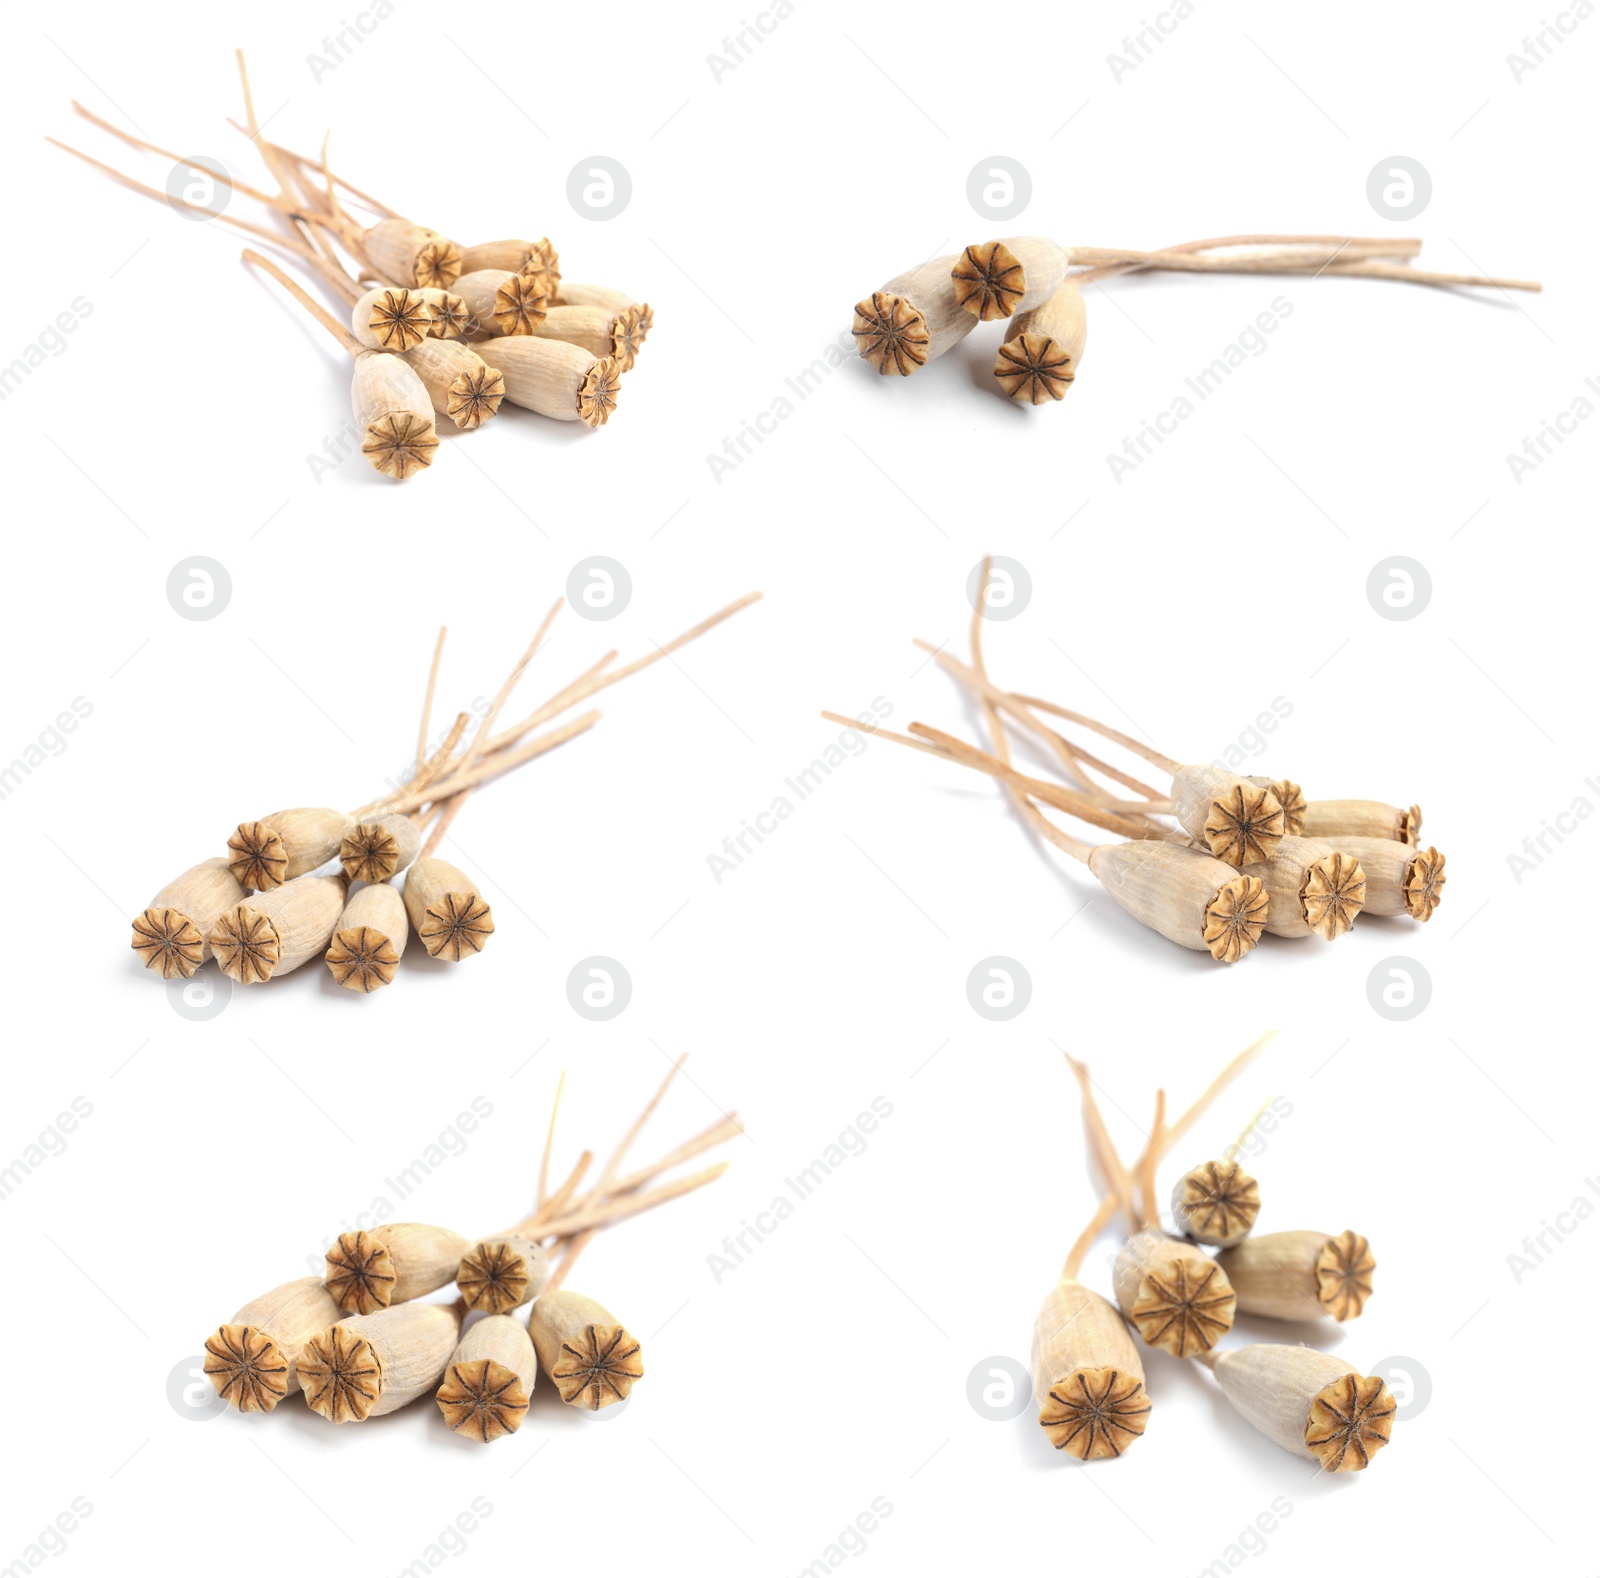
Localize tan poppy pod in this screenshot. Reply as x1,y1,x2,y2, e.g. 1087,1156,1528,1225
351,350,438,480
1240,837,1366,941
131,857,247,978
403,856,495,961
350,285,434,352
455,268,549,338
1086,842,1269,963
528,1290,643,1410
211,872,348,984
324,1222,472,1315
1201,1344,1396,1472
1030,1280,1150,1459
436,1315,536,1442
1215,1229,1375,1323
298,1301,463,1422
953,236,1071,321
474,337,619,428
1301,798,1421,847
457,1235,552,1315
358,218,462,289
552,285,652,371
1170,1159,1260,1247
534,305,643,371
340,814,423,884
324,881,407,993
228,807,356,892
1113,1229,1236,1358
203,1276,343,1414
1334,837,1446,920
1167,766,1286,866
1249,776,1306,836
994,280,1087,403
415,288,470,340
852,253,977,375
458,237,560,296
401,339,505,430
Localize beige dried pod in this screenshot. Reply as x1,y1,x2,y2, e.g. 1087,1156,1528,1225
1215,1229,1375,1323
211,872,349,984
1333,837,1446,921
1113,1228,1236,1358
1197,1344,1396,1472
1240,836,1366,941
1302,798,1421,847
228,806,356,892
354,218,462,289
1167,767,1286,867
298,1301,463,1422
404,856,496,961
340,814,423,884
401,339,505,430
474,337,620,427
324,881,407,993
131,857,247,978
853,253,977,375
455,268,549,337
1250,777,1306,836
534,304,645,372
552,285,652,370
458,237,560,295
351,349,439,480
203,1276,343,1413
324,1222,472,1315
350,285,434,352
457,1235,552,1315
414,288,470,340
994,280,1087,403
1088,842,1269,963
436,1315,537,1442
1170,1159,1260,1247
1031,1280,1151,1459
529,1290,643,1410
953,236,1071,321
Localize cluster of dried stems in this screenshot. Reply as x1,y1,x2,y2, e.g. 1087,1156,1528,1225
1033,1032,1394,1473
823,561,1444,965
51,56,654,477
204,1061,738,1438
853,232,1539,399
131,589,760,991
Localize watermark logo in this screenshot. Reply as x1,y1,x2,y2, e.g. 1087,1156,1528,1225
166,1355,228,1421
168,968,231,1022
566,557,632,621
1365,955,1431,1021
1365,557,1431,622
567,157,631,221
1366,156,1431,221
167,557,232,622
966,156,1031,221
567,956,632,1020
965,1355,1032,1420
165,155,232,220
966,557,1032,622
966,956,1032,1022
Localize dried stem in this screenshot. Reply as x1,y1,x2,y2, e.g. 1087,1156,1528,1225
240,248,363,356
417,627,447,773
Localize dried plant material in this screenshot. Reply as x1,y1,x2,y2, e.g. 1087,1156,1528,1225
436,1317,535,1441
994,280,1087,403
227,807,355,891
953,236,1070,320
299,1301,463,1422
459,237,561,294
325,1222,471,1315
203,1277,342,1413
325,882,407,993
1216,1229,1375,1323
475,337,620,427
211,873,348,984
354,219,463,289
535,304,645,371
401,339,505,429
352,349,439,479
1113,1229,1236,1357
350,285,434,352
455,269,549,337
1302,799,1421,847
1201,1344,1395,1472
130,857,247,978
1170,1160,1260,1247
403,856,495,960
1239,837,1366,941
1088,843,1268,963
458,1235,551,1315
340,814,422,883
1031,1281,1150,1459
529,1291,642,1409
1171,768,1287,867
1335,837,1445,921
853,254,978,375
1250,776,1306,836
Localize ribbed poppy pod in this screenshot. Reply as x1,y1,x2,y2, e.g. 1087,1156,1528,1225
298,1301,463,1422
953,236,1071,321
1031,1280,1151,1459
339,814,423,884
351,350,438,480
852,253,978,375
400,340,505,429
1334,837,1445,920
131,857,247,978
1249,777,1306,835
211,872,349,984
1166,766,1286,866
1215,1229,1375,1322
1170,1159,1260,1247
474,337,620,427
324,1222,472,1315
1240,837,1366,940
349,285,435,352
457,237,560,297
534,304,646,373
1087,842,1269,963
1113,1228,1236,1357
457,1235,552,1315
355,218,462,289
228,807,356,892
529,1291,643,1410
454,268,549,338
436,1316,537,1442
1301,798,1421,847
1199,1344,1396,1472
324,881,407,993
994,280,1087,403
403,856,496,961
203,1277,343,1413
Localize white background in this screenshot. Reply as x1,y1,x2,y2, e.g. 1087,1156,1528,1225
2,1,1594,1574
